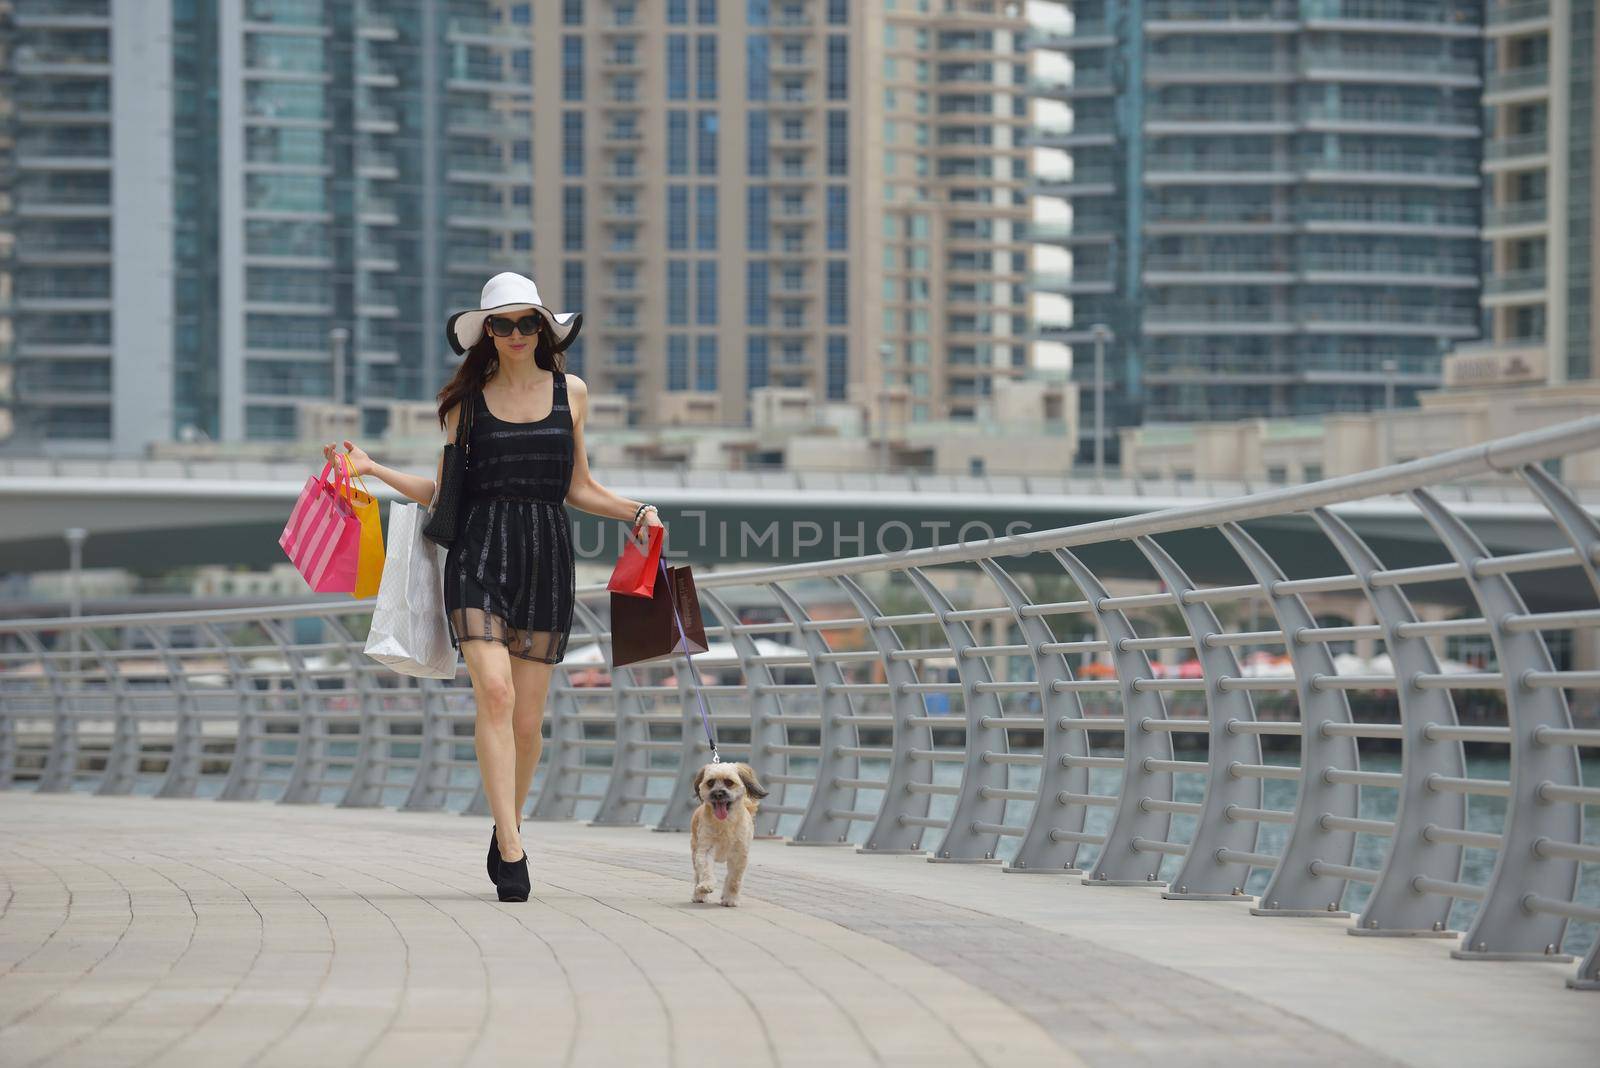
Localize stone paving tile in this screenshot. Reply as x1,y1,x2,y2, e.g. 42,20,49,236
0,796,1072,1068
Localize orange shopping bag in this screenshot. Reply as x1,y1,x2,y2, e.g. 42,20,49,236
344,461,386,599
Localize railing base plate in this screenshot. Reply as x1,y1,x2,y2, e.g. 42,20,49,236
1002,865,1085,875
1162,891,1247,901
855,847,929,855
586,819,642,828
1250,907,1352,918
1347,927,1459,938
1083,878,1168,888
1566,977,1600,990
1452,948,1575,963
787,839,855,847
927,857,1002,865
649,825,689,834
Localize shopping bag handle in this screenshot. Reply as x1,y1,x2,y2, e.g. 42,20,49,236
660,556,718,766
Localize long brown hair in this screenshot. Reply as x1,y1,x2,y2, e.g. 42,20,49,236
434,319,565,429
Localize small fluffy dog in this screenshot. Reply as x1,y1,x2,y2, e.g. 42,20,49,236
689,761,768,907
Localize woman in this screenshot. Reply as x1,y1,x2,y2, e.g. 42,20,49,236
324,272,664,902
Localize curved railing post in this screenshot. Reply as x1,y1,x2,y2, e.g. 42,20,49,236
401,674,458,812
215,621,265,802
590,605,661,827
149,623,202,799
837,574,936,855
25,629,74,793
1518,463,1600,599
1134,535,1263,899
904,566,1007,864
1053,548,1175,885
1308,510,1465,934
775,582,861,848
700,587,788,837
1222,521,1365,916
328,615,385,808
84,628,138,796
977,557,1091,874
532,601,609,820
1411,489,1583,961
267,616,325,805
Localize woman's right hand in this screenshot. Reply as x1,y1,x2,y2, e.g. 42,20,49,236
322,439,375,478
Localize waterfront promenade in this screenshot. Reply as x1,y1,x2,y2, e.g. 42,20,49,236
1,793,1593,1068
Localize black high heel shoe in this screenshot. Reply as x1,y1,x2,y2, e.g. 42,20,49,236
487,826,503,886
496,850,530,902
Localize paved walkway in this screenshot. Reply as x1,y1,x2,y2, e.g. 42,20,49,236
0,796,1592,1068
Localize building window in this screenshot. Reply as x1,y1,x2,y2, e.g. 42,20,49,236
563,0,583,24
747,261,769,325
668,110,689,174
668,261,689,325
699,0,718,21
827,0,847,23
827,111,847,175
563,186,584,250
697,111,719,174
562,111,584,176
696,187,718,250
668,36,689,99
696,336,718,391
562,36,583,100
697,261,719,324
747,336,769,388
747,111,769,174
826,261,847,324
826,335,847,400
827,36,847,99
747,187,769,250
696,34,718,98
562,259,585,372
747,36,770,100
512,3,532,24
669,0,688,21
668,186,690,249
826,186,846,251
749,0,770,24
668,335,690,390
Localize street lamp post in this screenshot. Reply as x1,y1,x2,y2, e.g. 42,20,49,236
64,527,86,676
1381,358,1397,465
1091,324,1111,485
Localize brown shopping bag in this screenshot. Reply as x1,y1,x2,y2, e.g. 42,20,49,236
609,562,708,667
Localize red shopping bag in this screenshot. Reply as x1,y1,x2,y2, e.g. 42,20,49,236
607,522,664,598
278,458,362,593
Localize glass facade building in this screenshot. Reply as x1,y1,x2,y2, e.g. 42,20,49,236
1031,0,1486,459
0,0,531,454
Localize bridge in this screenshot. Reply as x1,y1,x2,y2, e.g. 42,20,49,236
2,456,1595,614
3,418,1599,1065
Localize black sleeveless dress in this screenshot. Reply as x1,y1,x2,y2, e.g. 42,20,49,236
443,371,576,664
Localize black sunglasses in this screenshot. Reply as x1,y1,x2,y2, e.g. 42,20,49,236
486,313,543,338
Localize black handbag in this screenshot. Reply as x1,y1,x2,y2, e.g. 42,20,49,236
422,388,475,547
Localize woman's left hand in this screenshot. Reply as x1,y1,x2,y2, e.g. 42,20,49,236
639,505,665,531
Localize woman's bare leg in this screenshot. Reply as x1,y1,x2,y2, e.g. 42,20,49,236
508,658,555,819
462,640,524,863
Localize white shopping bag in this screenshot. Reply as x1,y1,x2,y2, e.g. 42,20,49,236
364,500,458,679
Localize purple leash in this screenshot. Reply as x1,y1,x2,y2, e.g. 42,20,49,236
659,556,719,766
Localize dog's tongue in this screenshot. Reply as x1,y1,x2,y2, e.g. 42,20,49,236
713,801,730,821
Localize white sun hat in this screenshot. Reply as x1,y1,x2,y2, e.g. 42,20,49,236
445,272,583,356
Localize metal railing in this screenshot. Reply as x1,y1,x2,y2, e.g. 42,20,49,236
3,418,1598,992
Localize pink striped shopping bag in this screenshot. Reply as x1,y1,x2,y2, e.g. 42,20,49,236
279,458,361,593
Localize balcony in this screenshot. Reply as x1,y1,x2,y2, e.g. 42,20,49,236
1146,202,1293,229
1298,201,1477,231
1145,54,1295,80
1482,268,1548,297
1029,71,1114,100
1486,0,1550,27
1144,0,1297,18
1484,131,1549,164
1484,65,1549,97
1144,253,1291,277
1300,51,1479,84
1301,100,1480,130
1301,251,1479,280
1298,152,1479,183
1145,153,1294,180
1145,102,1295,127
1298,303,1479,331
1301,0,1486,25
1483,199,1547,230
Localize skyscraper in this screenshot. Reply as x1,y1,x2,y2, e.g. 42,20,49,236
1451,0,1595,387
1031,0,1485,461
533,0,1032,428
1,0,532,455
